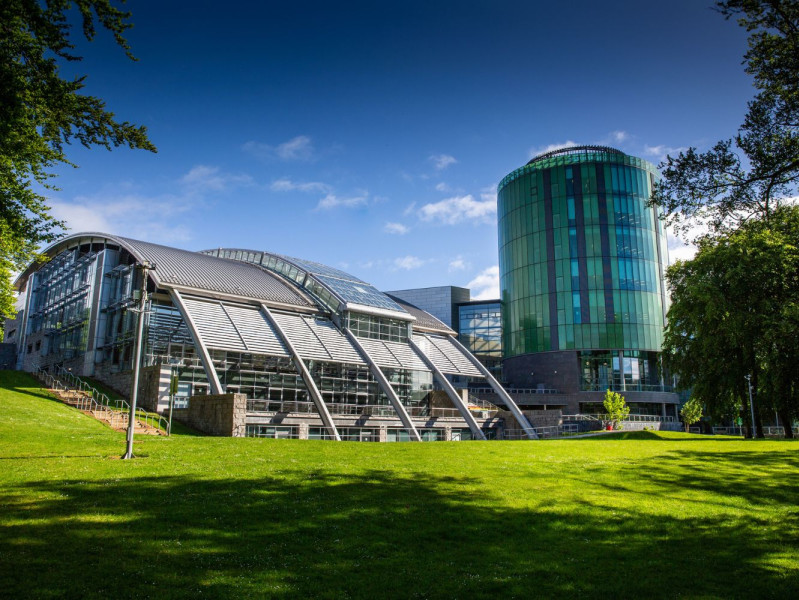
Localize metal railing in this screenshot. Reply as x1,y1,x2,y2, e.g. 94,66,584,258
711,425,799,437
499,428,538,440
566,413,676,423
36,367,170,434
245,399,476,419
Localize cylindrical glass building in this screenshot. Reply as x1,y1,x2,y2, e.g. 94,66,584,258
498,146,677,414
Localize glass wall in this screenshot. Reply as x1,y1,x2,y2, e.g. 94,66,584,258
498,148,669,361
345,311,410,343
27,247,97,359
458,302,502,378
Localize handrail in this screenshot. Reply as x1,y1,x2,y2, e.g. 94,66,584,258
37,366,170,435
563,413,676,423
245,398,496,420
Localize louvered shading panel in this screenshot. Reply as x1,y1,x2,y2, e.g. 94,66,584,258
413,334,484,377
270,312,365,365
358,338,430,372
181,297,288,356
222,303,289,356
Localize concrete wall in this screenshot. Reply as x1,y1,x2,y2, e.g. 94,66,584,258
172,393,246,437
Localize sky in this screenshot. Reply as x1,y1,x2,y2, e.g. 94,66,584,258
46,0,755,299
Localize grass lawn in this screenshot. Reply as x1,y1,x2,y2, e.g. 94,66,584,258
1,370,797,599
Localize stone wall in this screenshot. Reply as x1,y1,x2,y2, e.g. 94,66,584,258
498,409,563,432
91,362,161,412
172,393,246,437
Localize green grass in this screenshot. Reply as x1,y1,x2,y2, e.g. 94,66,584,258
1,370,797,599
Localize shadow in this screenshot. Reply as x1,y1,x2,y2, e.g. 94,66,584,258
584,431,754,442
0,455,102,460
2,461,798,599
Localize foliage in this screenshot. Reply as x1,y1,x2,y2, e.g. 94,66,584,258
603,388,630,430
680,397,704,432
2,370,798,598
664,205,799,437
0,0,156,333
651,0,798,238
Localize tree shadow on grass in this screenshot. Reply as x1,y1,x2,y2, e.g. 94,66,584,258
584,431,754,442
1,464,797,599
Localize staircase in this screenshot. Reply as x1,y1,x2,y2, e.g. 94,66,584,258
35,367,169,436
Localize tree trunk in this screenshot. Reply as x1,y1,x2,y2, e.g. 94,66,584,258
778,408,794,439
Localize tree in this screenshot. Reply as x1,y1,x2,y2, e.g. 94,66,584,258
663,206,799,438
0,0,156,336
651,1,798,238
603,389,630,431
680,397,704,433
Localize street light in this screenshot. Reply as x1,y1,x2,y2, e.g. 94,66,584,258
122,260,155,460
745,374,756,439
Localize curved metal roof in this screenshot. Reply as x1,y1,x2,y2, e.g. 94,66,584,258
17,233,314,308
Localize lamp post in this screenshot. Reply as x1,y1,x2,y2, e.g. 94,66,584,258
122,261,155,460
745,373,756,439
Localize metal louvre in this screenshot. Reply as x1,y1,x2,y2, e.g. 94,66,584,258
223,303,289,356
413,334,483,377
358,338,430,372
271,312,365,365
181,297,288,356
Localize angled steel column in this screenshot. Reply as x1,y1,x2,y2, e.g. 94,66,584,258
169,289,223,395
260,304,341,441
343,329,422,442
444,335,539,440
408,337,487,440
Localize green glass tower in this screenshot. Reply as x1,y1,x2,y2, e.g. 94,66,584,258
498,146,677,414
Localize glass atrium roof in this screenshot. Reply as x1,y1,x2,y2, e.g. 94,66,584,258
277,254,367,283
313,274,404,313
201,248,407,317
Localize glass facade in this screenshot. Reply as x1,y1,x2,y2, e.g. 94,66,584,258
457,302,502,378
498,147,670,390
27,247,97,359
345,311,410,343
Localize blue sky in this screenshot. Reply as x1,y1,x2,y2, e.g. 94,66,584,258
47,0,753,299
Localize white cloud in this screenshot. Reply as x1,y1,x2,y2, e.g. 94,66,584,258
242,135,315,161
530,140,579,158
50,193,193,244
315,192,369,210
429,154,457,170
611,130,628,143
270,178,331,193
403,202,417,216
394,255,426,270
448,257,469,272
467,266,500,300
435,182,450,192
48,164,254,245
418,193,496,225
384,222,410,235
180,165,252,192
644,144,688,162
